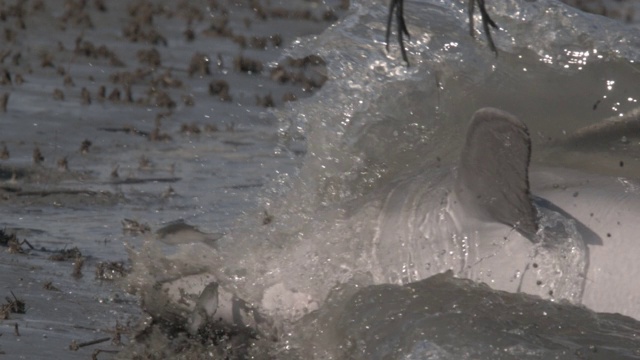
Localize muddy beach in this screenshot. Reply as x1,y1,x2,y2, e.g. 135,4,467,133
2,0,640,359
0,0,346,358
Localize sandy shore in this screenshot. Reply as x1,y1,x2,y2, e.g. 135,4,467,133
0,0,636,358
0,1,346,359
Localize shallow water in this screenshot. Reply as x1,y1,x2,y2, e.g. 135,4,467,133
183,0,640,357
290,0,640,356
4,0,640,359
0,0,344,358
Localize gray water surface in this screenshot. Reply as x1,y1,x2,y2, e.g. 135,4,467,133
0,0,344,358
3,0,640,359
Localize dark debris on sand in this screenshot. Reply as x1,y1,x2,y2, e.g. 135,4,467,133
122,312,271,360
0,0,350,358
0,291,26,320
96,261,131,281
0,229,34,254
48,246,83,261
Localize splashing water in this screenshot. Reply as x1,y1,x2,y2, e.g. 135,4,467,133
124,0,640,358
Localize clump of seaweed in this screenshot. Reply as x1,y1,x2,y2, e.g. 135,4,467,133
121,218,151,234
0,229,34,253
0,291,25,319
0,228,14,246
96,261,130,281
47,246,85,278
48,246,83,261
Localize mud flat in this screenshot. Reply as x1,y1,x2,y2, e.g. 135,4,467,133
2,0,637,358
0,0,346,358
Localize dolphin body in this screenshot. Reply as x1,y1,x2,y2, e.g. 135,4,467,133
146,108,640,336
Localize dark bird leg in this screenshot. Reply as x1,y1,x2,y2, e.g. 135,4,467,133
386,0,411,65
470,0,499,55
386,0,500,64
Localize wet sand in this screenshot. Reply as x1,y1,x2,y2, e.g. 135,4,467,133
0,0,634,358
0,0,346,358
